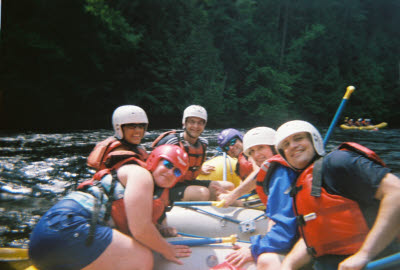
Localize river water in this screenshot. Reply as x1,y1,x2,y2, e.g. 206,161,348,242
1,127,399,248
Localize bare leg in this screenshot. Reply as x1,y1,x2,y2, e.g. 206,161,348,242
83,229,153,270
181,185,210,201
257,252,284,270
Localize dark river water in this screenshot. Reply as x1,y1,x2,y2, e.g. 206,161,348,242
1,127,399,248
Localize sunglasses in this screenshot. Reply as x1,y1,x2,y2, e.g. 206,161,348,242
124,123,147,129
163,160,182,177
223,138,238,151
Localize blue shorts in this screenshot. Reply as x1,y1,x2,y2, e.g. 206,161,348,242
29,199,113,270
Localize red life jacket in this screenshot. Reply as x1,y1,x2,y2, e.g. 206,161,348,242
152,130,207,181
87,137,148,171
255,155,289,206
292,142,386,257
78,155,169,236
236,153,254,180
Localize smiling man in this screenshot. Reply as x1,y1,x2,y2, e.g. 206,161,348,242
275,120,400,270
152,105,234,201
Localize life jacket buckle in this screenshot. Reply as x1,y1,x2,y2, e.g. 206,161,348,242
307,247,317,256
296,215,306,226
290,185,302,197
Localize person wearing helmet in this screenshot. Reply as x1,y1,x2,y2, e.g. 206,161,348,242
215,128,256,181
87,105,149,171
274,120,400,270
221,126,301,269
152,105,234,201
217,128,244,159
29,144,192,270
354,118,363,127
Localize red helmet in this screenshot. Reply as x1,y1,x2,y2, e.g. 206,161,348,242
146,145,189,182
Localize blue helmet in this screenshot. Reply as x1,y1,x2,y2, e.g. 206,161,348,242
218,128,243,149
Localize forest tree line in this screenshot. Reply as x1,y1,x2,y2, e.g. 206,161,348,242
1,0,399,130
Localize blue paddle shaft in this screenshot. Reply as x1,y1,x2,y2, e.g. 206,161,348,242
174,201,212,206
364,252,400,270
169,238,220,246
323,86,355,147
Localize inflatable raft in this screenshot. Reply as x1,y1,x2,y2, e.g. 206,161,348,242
154,238,256,270
340,122,388,130
166,205,268,241
196,155,243,187
1,239,257,270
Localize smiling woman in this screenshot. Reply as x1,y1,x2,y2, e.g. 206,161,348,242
87,105,150,171
28,144,190,270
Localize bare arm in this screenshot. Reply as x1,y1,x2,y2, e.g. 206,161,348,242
281,238,312,270
218,168,259,207
119,165,188,264
339,173,400,270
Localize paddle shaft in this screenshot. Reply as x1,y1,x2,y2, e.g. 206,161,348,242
173,201,224,207
168,235,236,246
364,252,400,270
223,152,227,181
323,85,355,147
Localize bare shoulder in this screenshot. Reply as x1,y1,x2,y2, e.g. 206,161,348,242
117,164,152,186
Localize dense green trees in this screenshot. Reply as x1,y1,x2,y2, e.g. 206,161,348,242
1,0,399,130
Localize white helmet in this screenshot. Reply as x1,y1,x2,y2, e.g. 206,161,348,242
243,127,276,156
182,105,207,125
112,105,148,139
275,120,325,158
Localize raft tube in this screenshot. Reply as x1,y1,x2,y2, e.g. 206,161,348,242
166,206,268,241
196,155,243,187
154,238,256,270
340,122,388,130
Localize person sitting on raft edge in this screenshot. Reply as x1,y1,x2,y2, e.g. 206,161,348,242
276,120,400,270
29,144,192,270
151,105,234,201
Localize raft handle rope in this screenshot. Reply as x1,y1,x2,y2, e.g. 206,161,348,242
177,205,266,234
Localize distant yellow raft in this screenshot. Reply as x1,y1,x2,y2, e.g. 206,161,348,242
196,155,242,187
340,122,388,130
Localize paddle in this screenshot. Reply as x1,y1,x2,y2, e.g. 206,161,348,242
173,199,262,209
323,85,355,147
222,152,227,182
364,252,400,270
168,234,237,246
173,201,225,207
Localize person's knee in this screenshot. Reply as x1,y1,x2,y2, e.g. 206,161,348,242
257,253,282,270
183,186,210,201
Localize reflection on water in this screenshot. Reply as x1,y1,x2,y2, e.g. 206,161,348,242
1,128,399,248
